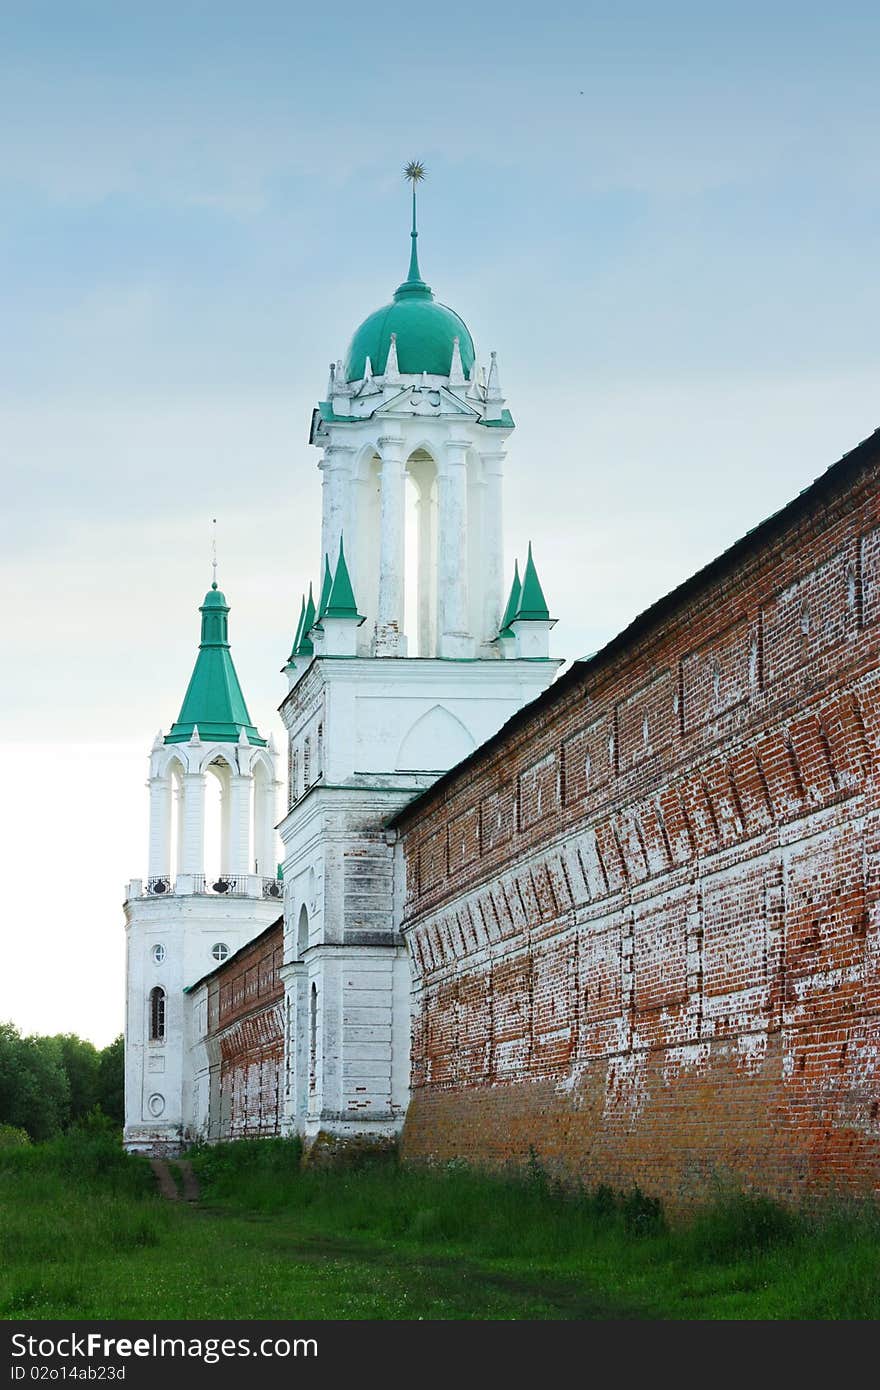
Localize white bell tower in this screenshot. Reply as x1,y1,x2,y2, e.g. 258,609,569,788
278,168,561,1153
123,579,282,1154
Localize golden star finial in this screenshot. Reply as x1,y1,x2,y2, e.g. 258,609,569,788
404,160,426,184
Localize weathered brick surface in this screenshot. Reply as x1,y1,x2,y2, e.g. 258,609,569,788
205,922,284,1139
395,432,880,1203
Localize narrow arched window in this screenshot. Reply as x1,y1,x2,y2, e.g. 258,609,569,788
316,723,324,779
149,986,166,1041
309,983,318,1093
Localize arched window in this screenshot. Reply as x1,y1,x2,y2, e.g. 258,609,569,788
149,987,166,1042
296,903,309,960
309,983,318,1093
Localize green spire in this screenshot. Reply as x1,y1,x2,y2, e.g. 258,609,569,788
287,595,306,663
298,583,316,656
325,536,364,621
498,561,521,638
165,584,265,746
317,553,333,620
514,543,551,621
396,160,431,301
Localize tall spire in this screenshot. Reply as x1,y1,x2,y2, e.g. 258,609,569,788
396,161,431,300
165,581,266,746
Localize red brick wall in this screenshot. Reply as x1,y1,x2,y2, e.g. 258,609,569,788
206,922,285,1140
396,436,880,1204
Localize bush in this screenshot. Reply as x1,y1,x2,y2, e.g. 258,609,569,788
0,1123,30,1149
687,1192,799,1261
190,1137,304,1197
620,1185,667,1237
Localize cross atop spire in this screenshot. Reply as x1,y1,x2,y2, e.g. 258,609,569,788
211,517,218,590
397,160,431,300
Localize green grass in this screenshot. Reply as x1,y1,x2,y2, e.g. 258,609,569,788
2,1133,880,1319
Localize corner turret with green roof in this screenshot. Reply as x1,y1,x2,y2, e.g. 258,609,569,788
497,561,522,640
287,595,306,663
514,543,552,622
315,554,333,625
324,537,365,623
165,583,266,746
297,584,317,657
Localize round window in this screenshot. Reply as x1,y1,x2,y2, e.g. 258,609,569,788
151,944,166,964
212,942,230,962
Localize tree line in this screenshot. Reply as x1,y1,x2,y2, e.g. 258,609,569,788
0,1021,124,1142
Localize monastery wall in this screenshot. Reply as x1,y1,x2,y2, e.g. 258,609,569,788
395,434,880,1203
189,920,285,1142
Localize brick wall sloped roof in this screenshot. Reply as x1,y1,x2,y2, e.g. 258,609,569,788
182,915,283,994
390,424,880,829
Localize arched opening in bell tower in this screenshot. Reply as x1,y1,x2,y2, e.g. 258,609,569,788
466,450,486,644
204,755,233,885
351,450,382,656
252,757,275,878
167,754,185,883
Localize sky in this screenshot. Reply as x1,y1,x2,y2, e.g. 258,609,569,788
1,0,879,1044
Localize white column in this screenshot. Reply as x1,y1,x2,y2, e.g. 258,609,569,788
227,773,252,876
147,776,171,879
319,442,355,575
179,773,206,876
374,434,406,656
481,449,506,645
438,436,473,658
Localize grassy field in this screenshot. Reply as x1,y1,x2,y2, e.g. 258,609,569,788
1,1133,880,1319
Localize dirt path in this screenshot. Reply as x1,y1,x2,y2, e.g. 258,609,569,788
176,1160,200,1202
149,1158,200,1203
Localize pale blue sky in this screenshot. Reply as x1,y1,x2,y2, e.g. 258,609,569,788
1,1,879,1039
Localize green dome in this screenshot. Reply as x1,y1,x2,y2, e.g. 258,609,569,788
343,203,475,381
344,286,475,381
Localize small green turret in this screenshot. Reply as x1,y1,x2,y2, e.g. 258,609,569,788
166,583,266,746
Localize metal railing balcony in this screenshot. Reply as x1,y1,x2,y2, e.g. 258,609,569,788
140,874,283,900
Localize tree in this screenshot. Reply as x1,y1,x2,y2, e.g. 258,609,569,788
47,1034,100,1123
0,1023,125,1138
96,1035,124,1126
0,1022,70,1141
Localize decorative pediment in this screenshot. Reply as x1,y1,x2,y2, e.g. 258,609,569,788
373,385,481,420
